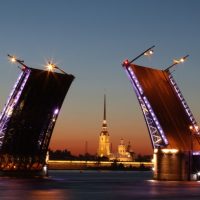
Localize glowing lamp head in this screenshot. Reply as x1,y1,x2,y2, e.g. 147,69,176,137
144,50,154,56
11,57,16,62
10,56,17,63
173,56,188,64
46,63,55,72
149,50,154,55
122,59,129,67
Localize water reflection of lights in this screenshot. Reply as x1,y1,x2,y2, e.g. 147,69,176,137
30,189,71,200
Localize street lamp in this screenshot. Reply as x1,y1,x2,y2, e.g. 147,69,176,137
46,61,67,74
122,45,155,67
165,55,189,72
144,49,154,56
7,54,28,70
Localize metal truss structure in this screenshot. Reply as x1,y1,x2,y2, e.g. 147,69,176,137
168,72,200,135
40,108,60,155
0,68,31,149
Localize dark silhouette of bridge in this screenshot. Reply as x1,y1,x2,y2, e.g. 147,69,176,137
0,61,74,176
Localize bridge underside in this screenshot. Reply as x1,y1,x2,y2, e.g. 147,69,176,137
0,67,74,175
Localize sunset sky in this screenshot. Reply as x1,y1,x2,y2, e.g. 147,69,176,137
0,0,200,155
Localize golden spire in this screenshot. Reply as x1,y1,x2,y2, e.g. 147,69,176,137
101,94,108,135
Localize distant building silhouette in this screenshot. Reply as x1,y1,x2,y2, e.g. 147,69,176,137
118,138,126,155
109,138,134,161
117,138,134,161
97,95,134,161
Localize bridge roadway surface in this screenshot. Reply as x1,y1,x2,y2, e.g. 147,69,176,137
130,64,200,151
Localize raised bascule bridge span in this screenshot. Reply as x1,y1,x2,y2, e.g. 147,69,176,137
0,55,74,177
122,46,200,181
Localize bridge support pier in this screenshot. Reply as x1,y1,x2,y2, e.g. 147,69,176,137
153,149,200,181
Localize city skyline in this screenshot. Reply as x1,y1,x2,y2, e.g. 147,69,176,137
0,0,200,155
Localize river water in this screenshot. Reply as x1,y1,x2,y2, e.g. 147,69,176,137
0,170,200,200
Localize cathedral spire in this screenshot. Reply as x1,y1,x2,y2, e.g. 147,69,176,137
102,94,108,133
98,94,110,157
104,94,106,121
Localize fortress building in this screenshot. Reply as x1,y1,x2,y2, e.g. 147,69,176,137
97,95,134,161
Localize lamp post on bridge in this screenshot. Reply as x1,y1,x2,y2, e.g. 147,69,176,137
165,55,189,72
46,61,67,75
122,45,155,67
8,54,29,70
8,54,68,75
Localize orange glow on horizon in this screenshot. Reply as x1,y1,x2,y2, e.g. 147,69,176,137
49,125,153,156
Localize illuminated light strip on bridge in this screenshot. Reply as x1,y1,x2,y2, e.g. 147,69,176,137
161,149,179,154
143,96,168,145
0,71,24,121
154,148,179,154
39,107,60,153
125,66,168,148
168,73,200,135
192,151,200,156
127,67,144,94
0,69,31,148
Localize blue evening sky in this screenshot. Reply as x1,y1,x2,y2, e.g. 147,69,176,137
0,0,200,154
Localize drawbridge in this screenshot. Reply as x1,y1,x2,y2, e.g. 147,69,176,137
122,46,200,180
0,56,74,176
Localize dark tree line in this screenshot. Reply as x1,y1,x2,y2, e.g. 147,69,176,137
48,149,109,161
135,154,152,162
48,149,152,162
49,149,74,160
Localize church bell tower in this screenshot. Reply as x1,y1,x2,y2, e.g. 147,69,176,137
97,95,110,157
